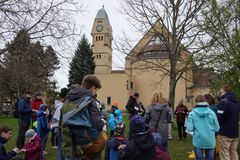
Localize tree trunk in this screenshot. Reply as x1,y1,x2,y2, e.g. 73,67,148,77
168,71,177,110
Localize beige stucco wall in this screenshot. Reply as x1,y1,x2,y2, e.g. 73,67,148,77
95,73,130,111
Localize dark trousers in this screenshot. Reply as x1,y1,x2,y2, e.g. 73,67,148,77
177,122,186,139
16,118,30,148
51,128,58,146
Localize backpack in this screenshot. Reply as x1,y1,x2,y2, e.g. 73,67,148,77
61,96,104,157
12,99,20,118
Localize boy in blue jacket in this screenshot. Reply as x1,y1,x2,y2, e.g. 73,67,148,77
104,121,128,160
186,95,219,160
35,104,50,160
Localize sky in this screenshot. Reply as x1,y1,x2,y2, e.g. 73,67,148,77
54,0,141,89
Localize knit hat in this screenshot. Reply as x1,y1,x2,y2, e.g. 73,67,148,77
130,115,145,136
115,121,125,135
152,132,163,147
113,101,118,106
25,129,35,138
40,104,48,111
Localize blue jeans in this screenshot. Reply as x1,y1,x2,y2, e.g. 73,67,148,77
194,147,215,160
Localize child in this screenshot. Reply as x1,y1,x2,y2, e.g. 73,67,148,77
109,114,116,137
118,115,156,160
108,109,123,137
35,104,50,160
152,132,171,160
104,121,128,160
186,95,220,160
21,129,41,160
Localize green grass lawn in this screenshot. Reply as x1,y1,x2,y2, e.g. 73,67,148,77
3,115,236,160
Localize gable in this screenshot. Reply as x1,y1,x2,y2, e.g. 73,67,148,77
127,21,170,60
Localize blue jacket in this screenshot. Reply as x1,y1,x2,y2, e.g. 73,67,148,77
217,92,240,138
104,137,128,160
108,110,123,131
186,102,220,149
36,110,50,137
18,97,32,122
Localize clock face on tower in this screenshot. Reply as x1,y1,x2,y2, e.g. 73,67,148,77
96,25,103,32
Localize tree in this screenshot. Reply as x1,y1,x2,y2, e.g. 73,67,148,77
0,0,82,55
119,0,209,107
68,35,95,87
0,29,60,98
200,0,240,97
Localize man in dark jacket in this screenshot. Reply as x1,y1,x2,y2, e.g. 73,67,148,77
126,92,139,119
118,115,156,160
175,99,188,140
0,126,19,160
61,75,105,160
217,85,240,160
16,91,33,149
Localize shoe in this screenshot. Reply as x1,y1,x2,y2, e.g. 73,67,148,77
51,146,58,149
43,151,48,155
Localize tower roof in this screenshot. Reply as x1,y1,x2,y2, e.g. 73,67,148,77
95,6,110,26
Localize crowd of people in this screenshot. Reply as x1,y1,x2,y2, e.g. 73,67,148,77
0,74,240,160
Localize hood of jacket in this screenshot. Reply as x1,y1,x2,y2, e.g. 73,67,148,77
65,87,94,101
32,134,41,143
193,102,210,117
134,132,155,151
221,92,238,103
114,109,122,117
154,103,168,112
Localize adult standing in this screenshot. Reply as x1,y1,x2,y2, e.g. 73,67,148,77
145,92,172,151
175,99,188,140
60,75,106,160
16,91,33,149
217,85,240,160
0,126,19,160
126,92,139,119
186,95,219,160
31,93,43,124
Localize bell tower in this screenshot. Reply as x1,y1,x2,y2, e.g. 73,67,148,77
91,6,113,74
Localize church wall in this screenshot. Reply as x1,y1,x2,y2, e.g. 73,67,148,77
95,73,130,111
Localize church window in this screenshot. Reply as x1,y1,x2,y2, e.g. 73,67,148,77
107,97,111,105
101,36,103,41
99,54,101,58
130,82,134,90
126,80,129,89
147,35,163,46
96,36,98,41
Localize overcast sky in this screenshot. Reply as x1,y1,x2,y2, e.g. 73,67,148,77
54,0,141,89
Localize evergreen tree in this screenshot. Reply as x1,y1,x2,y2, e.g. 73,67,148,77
68,34,95,87
1,29,60,98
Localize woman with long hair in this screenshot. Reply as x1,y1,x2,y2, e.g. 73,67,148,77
145,92,172,151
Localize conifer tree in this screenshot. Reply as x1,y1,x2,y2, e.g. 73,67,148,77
68,34,95,87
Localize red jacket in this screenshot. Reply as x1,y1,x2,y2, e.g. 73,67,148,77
155,147,171,160
31,98,43,110
23,134,41,160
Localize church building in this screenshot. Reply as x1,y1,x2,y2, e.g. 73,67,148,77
91,7,210,110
